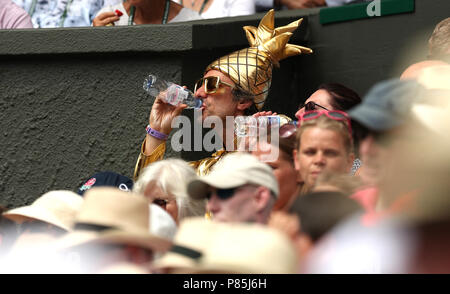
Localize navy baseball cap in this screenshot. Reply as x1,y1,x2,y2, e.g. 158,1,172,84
77,171,134,196
348,79,426,132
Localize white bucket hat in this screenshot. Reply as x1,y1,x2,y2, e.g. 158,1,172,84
3,190,83,231
188,153,279,199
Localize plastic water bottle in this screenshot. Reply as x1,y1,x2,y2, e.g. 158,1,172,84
143,74,202,109
234,116,281,137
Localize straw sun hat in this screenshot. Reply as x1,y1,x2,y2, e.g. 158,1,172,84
3,190,83,231
55,187,171,252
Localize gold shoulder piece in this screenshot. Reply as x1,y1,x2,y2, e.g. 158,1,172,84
133,140,166,181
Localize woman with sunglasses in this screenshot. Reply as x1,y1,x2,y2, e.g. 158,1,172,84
295,83,361,119
294,111,355,196
295,83,362,174
93,0,201,26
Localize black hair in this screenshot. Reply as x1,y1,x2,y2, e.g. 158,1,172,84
317,83,362,111
317,83,363,156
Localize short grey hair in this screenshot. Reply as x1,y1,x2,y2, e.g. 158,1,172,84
133,159,206,220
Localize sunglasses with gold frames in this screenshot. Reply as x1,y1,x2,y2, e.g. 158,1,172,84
194,76,235,94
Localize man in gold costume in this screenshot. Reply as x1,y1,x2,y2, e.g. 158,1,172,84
134,9,312,180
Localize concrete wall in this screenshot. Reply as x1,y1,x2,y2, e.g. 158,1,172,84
0,0,449,207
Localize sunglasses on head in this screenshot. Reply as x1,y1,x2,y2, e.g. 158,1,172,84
299,110,353,135
194,76,235,94
205,187,237,200
301,101,330,112
279,122,298,139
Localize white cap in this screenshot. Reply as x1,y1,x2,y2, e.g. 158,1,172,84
187,152,279,199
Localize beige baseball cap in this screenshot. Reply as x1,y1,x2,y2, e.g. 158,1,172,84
187,153,279,199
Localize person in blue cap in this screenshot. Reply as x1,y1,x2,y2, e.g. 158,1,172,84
347,79,427,221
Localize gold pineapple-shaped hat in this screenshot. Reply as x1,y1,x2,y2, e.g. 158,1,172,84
205,9,313,110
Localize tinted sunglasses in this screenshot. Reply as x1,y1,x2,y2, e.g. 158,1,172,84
205,188,237,200
299,110,353,135
302,101,330,111
279,122,298,139
194,76,235,94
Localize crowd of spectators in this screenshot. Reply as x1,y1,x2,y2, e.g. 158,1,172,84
0,4,449,275
1,0,372,28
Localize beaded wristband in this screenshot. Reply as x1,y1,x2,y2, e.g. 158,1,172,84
146,125,169,141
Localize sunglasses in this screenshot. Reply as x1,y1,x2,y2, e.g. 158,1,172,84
299,110,353,135
279,122,298,139
301,101,330,111
153,198,170,209
205,188,237,200
194,76,235,94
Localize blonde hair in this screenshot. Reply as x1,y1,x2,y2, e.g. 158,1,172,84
296,115,354,154
133,159,206,220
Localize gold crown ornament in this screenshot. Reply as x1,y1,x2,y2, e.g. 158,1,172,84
205,9,313,110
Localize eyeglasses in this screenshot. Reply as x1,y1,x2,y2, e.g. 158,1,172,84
153,198,170,209
194,76,235,94
205,188,237,200
302,101,330,111
299,110,353,135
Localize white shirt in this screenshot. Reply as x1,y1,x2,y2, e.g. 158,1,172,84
13,0,121,28
254,0,272,8
174,0,255,19
96,3,202,26
304,215,416,274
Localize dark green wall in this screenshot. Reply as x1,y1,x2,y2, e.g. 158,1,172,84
0,0,448,207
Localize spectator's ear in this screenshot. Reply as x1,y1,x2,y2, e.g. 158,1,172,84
254,187,272,212
236,100,253,112
347,152,355,172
